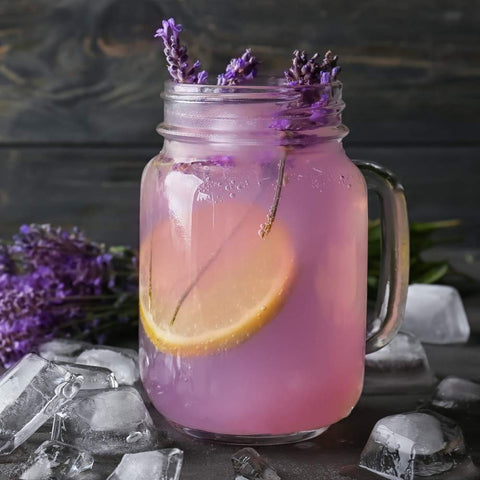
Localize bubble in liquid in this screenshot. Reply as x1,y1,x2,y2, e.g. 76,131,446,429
229,193,235,198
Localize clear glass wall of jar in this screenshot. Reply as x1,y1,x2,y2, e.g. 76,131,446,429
139,81,409,444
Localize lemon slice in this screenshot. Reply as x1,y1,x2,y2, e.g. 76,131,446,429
139,201,296,355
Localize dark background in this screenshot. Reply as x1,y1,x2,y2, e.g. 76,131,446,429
0,0,479,248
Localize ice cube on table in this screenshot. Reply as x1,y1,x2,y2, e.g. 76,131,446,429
19,440,94,480
402,284,470,344
232,447,281,480
40,338,139,386
0,353,83,455
38,339,93,363
76,347,139,386
52,387,157,455
359,410,467,479
106,449,183,480
431,376,480,415
364,332,436,394
57,362,118,390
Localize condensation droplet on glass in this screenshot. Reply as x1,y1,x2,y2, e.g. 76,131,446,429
229,192,235,198
197,192,210,201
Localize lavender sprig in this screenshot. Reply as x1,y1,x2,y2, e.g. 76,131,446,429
217,49,259,86
0,224,138,368
155,18,208,84
285,49,340,86
261,50,341,238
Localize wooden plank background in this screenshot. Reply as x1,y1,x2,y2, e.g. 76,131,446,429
0,0,479,246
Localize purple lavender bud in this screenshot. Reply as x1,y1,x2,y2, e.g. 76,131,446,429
320,71,331,85
217,49,259,86
0,245,15,275
331,66,341,80
285,48,341,86
155,18,208,84
320,50,338,70
0,275,53,367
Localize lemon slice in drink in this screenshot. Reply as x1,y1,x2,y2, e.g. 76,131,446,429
139,202,296,355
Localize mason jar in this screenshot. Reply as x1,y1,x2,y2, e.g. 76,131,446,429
139,80,409,444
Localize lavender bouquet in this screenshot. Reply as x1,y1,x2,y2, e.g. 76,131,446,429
0,225,138,367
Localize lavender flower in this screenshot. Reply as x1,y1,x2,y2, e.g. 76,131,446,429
12,224,114,296
0,224,138,368
0,245,14,275
217,49,259,86
155,18,208,84
0,274,53,367
285,49,340,86
272,49,342,133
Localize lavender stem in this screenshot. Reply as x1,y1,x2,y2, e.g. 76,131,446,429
259,148,288,239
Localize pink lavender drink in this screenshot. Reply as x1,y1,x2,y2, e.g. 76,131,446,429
139,82,408,444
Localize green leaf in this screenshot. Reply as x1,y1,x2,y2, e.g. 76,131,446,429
413,262,450,284
409,219,461,233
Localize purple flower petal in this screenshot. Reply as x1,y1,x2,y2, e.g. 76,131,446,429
217,49,259,86
155,18,208,84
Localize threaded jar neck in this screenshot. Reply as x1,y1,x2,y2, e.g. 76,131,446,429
157,79,348,146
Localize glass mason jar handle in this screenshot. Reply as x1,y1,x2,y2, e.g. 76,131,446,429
354,160,410,354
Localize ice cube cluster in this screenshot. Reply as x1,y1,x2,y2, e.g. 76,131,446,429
364,284,472,394
0,339,184,479
358,284,478,478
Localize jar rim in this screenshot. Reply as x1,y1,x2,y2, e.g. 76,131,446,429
162,78,343,103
